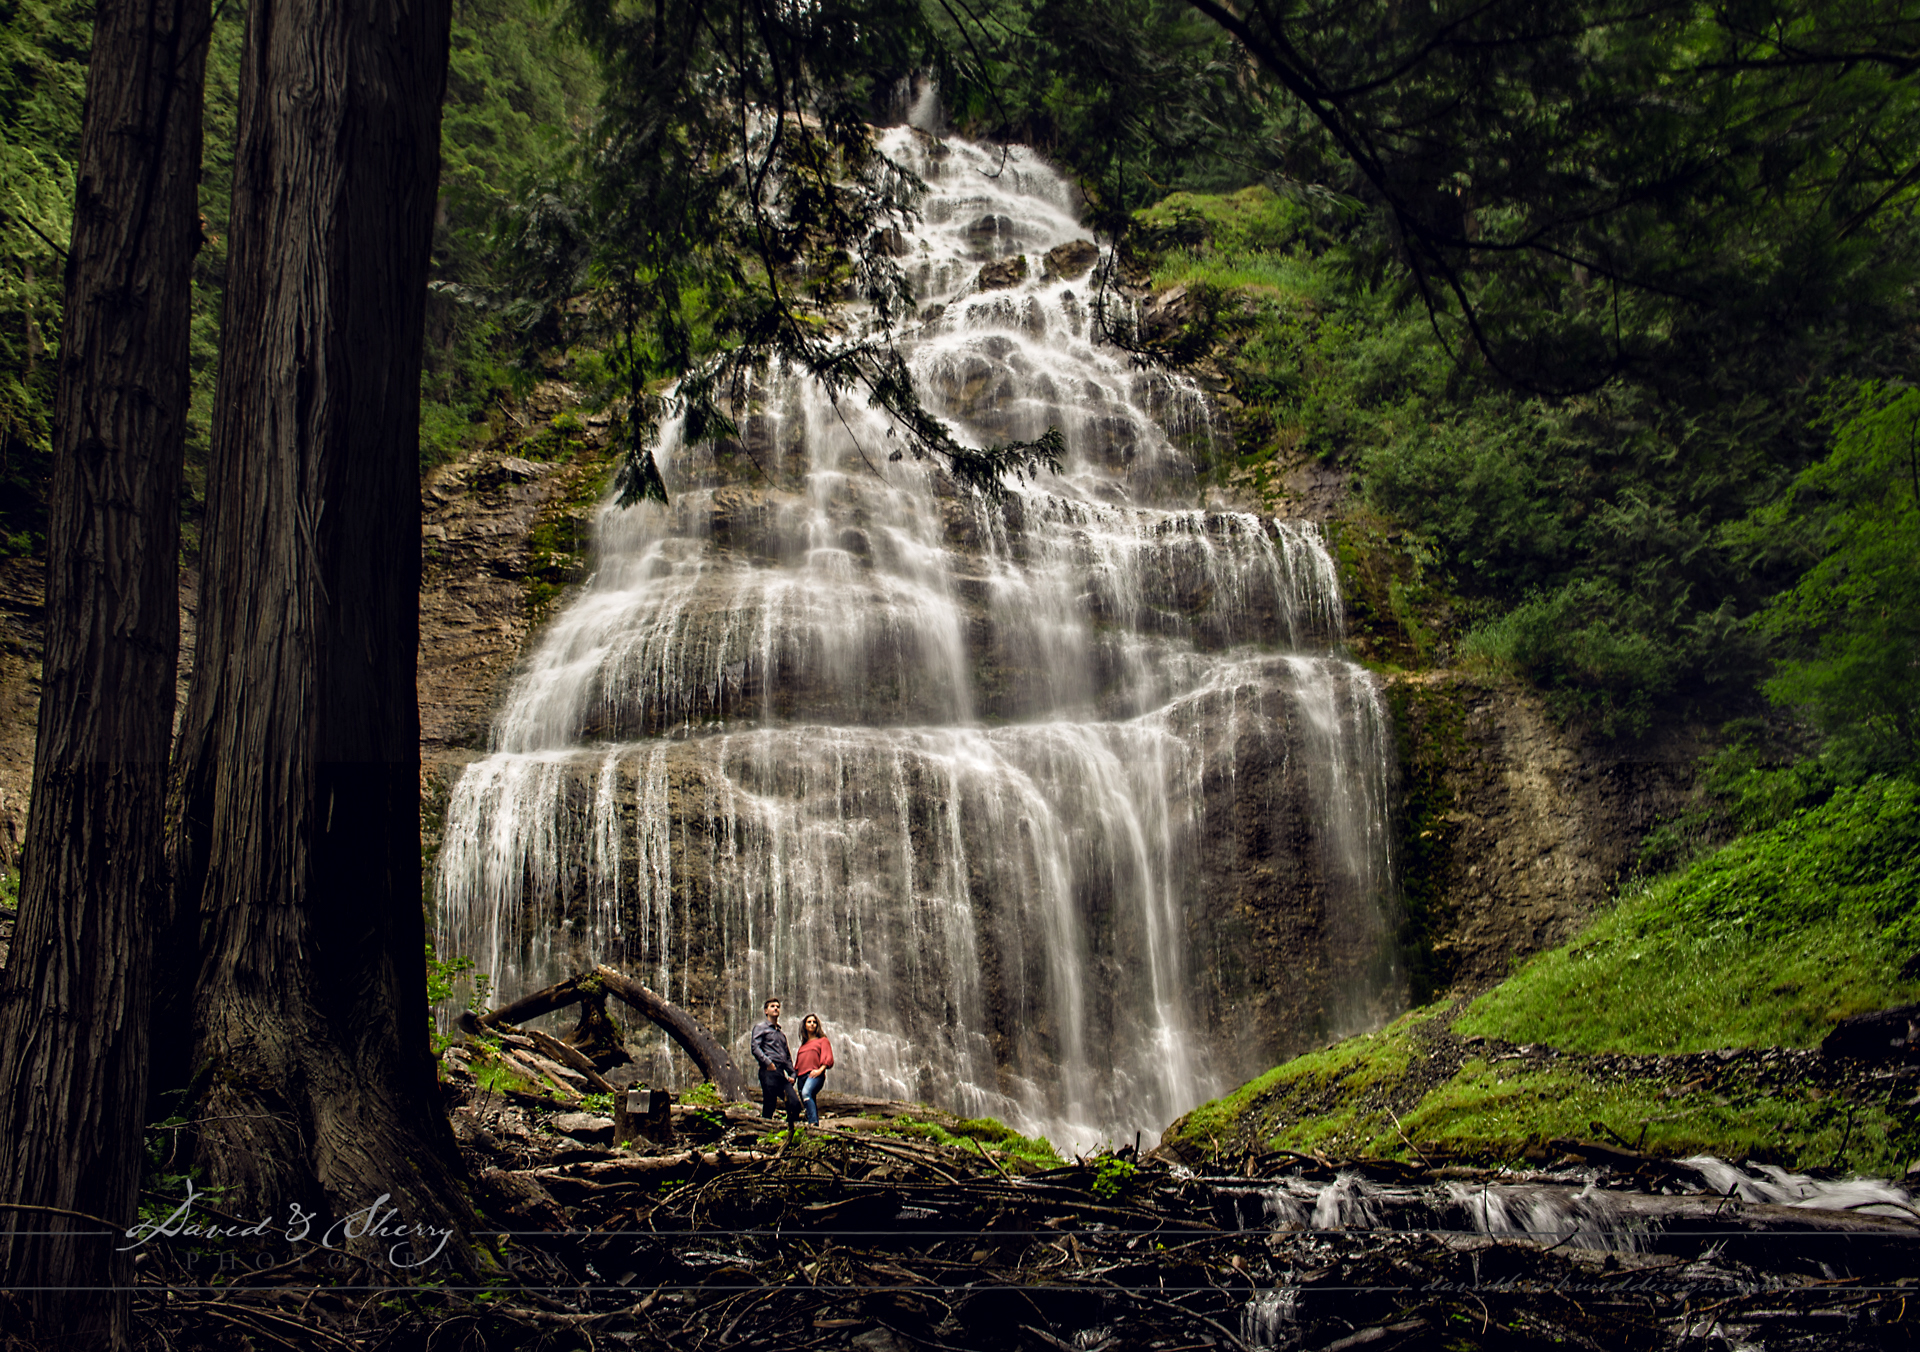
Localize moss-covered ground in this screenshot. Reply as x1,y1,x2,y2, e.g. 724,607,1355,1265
1165,777,1920,1173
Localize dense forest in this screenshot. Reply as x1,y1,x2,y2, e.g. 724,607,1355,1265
1,0,1917,1347
7,0,1915,762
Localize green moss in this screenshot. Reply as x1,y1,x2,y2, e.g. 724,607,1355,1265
1168,777,1920,1173
1383,678,1467,1003
1456,778,1920,1053
525,435,618,621
1170,1008,1438,1154
1402,1063,1910,1173
1134,186,1315,260
884,1114,1063,1170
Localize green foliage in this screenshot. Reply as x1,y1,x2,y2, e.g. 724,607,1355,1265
420,0,598,472
1455,777,1920,1053
472,1055,536,1099
1133,186,1312,257
1178,1,1920,395
1461,581,1675,737
885,1114,1062,1169
682,1106,727,1139
0,0,89,550
424,940,492,1027
679,1081,722,1106
0,862,17,909
1739,384,1920,771
1088,1153,1137,1201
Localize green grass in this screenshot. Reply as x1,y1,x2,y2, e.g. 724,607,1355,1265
1133,185,1313,258
1394,1062,1907,1173
1456,777,1920,1053
1163,777,1920,1171
1169,1005,1442,1154
1150,250,1326,302
884,1115,1063,1170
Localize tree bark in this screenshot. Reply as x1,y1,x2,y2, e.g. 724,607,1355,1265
164,0,462,1249
0,1,208,1343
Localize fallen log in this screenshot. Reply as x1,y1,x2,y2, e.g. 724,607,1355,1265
479,975,590,1028
477,966,744,1100
592,965,745,1101
537,1149,770,1182
527,1028,615,1094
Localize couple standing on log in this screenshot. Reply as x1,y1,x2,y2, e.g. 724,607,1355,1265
750,997,835,1125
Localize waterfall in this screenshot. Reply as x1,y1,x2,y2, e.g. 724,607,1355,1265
433,130,1401,1150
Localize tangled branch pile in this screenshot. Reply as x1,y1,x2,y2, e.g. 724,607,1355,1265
123,1080,1917,1351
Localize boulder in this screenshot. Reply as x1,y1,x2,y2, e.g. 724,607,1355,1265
550,1111,617,1144
976,255,1029,291
1042,239,1099,281
498,455,548,481
1821,1003,1920,1060
963,213,1016,250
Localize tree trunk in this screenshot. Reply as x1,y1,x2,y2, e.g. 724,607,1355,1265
165,0,461,1249
0,0,209,1343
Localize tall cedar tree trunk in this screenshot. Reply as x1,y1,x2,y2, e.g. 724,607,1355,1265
0,0,209,1342
165,0,463,1242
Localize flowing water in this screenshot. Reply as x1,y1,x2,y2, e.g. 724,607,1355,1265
433,129,1401,1150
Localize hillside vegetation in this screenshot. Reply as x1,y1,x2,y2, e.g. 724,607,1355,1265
1129,159,1919,1167
1163,772,1920,1170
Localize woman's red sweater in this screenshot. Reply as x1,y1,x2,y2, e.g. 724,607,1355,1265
794,1036,834,1077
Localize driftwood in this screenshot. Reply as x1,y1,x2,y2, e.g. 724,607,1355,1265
525,1028,615,1093
478,966,745,1100
133,1095,1920,1352
479,974,596,1028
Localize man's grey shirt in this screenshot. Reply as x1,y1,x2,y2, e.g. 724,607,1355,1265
751,1018,793,1072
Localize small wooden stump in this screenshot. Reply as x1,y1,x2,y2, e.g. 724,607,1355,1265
641,1089,675,1143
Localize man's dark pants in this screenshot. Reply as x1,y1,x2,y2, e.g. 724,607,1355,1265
760,1065,800,1121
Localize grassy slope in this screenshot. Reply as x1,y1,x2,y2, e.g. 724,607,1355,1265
1166,779,1920,1172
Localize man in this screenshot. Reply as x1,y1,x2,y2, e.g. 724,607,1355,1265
750,997,800,1122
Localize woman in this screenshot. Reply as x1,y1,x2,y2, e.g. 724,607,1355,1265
792,1014,834,1126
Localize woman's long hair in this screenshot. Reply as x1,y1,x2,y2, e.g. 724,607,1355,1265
799,1014,825,1044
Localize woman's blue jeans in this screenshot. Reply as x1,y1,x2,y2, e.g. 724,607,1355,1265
799,1074,825,1125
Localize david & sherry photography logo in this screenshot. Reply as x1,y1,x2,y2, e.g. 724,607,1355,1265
120,1179,457,1269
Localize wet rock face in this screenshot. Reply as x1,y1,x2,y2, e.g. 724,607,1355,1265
1043,239,1099,281
963,213,1018,255
1390,673,1700,993
418,390,613,764
430,133,1406,1150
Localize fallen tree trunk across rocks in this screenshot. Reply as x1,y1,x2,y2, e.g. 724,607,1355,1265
478,965,745,1100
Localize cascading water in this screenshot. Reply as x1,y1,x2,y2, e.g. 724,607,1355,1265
434,128,1401,1150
